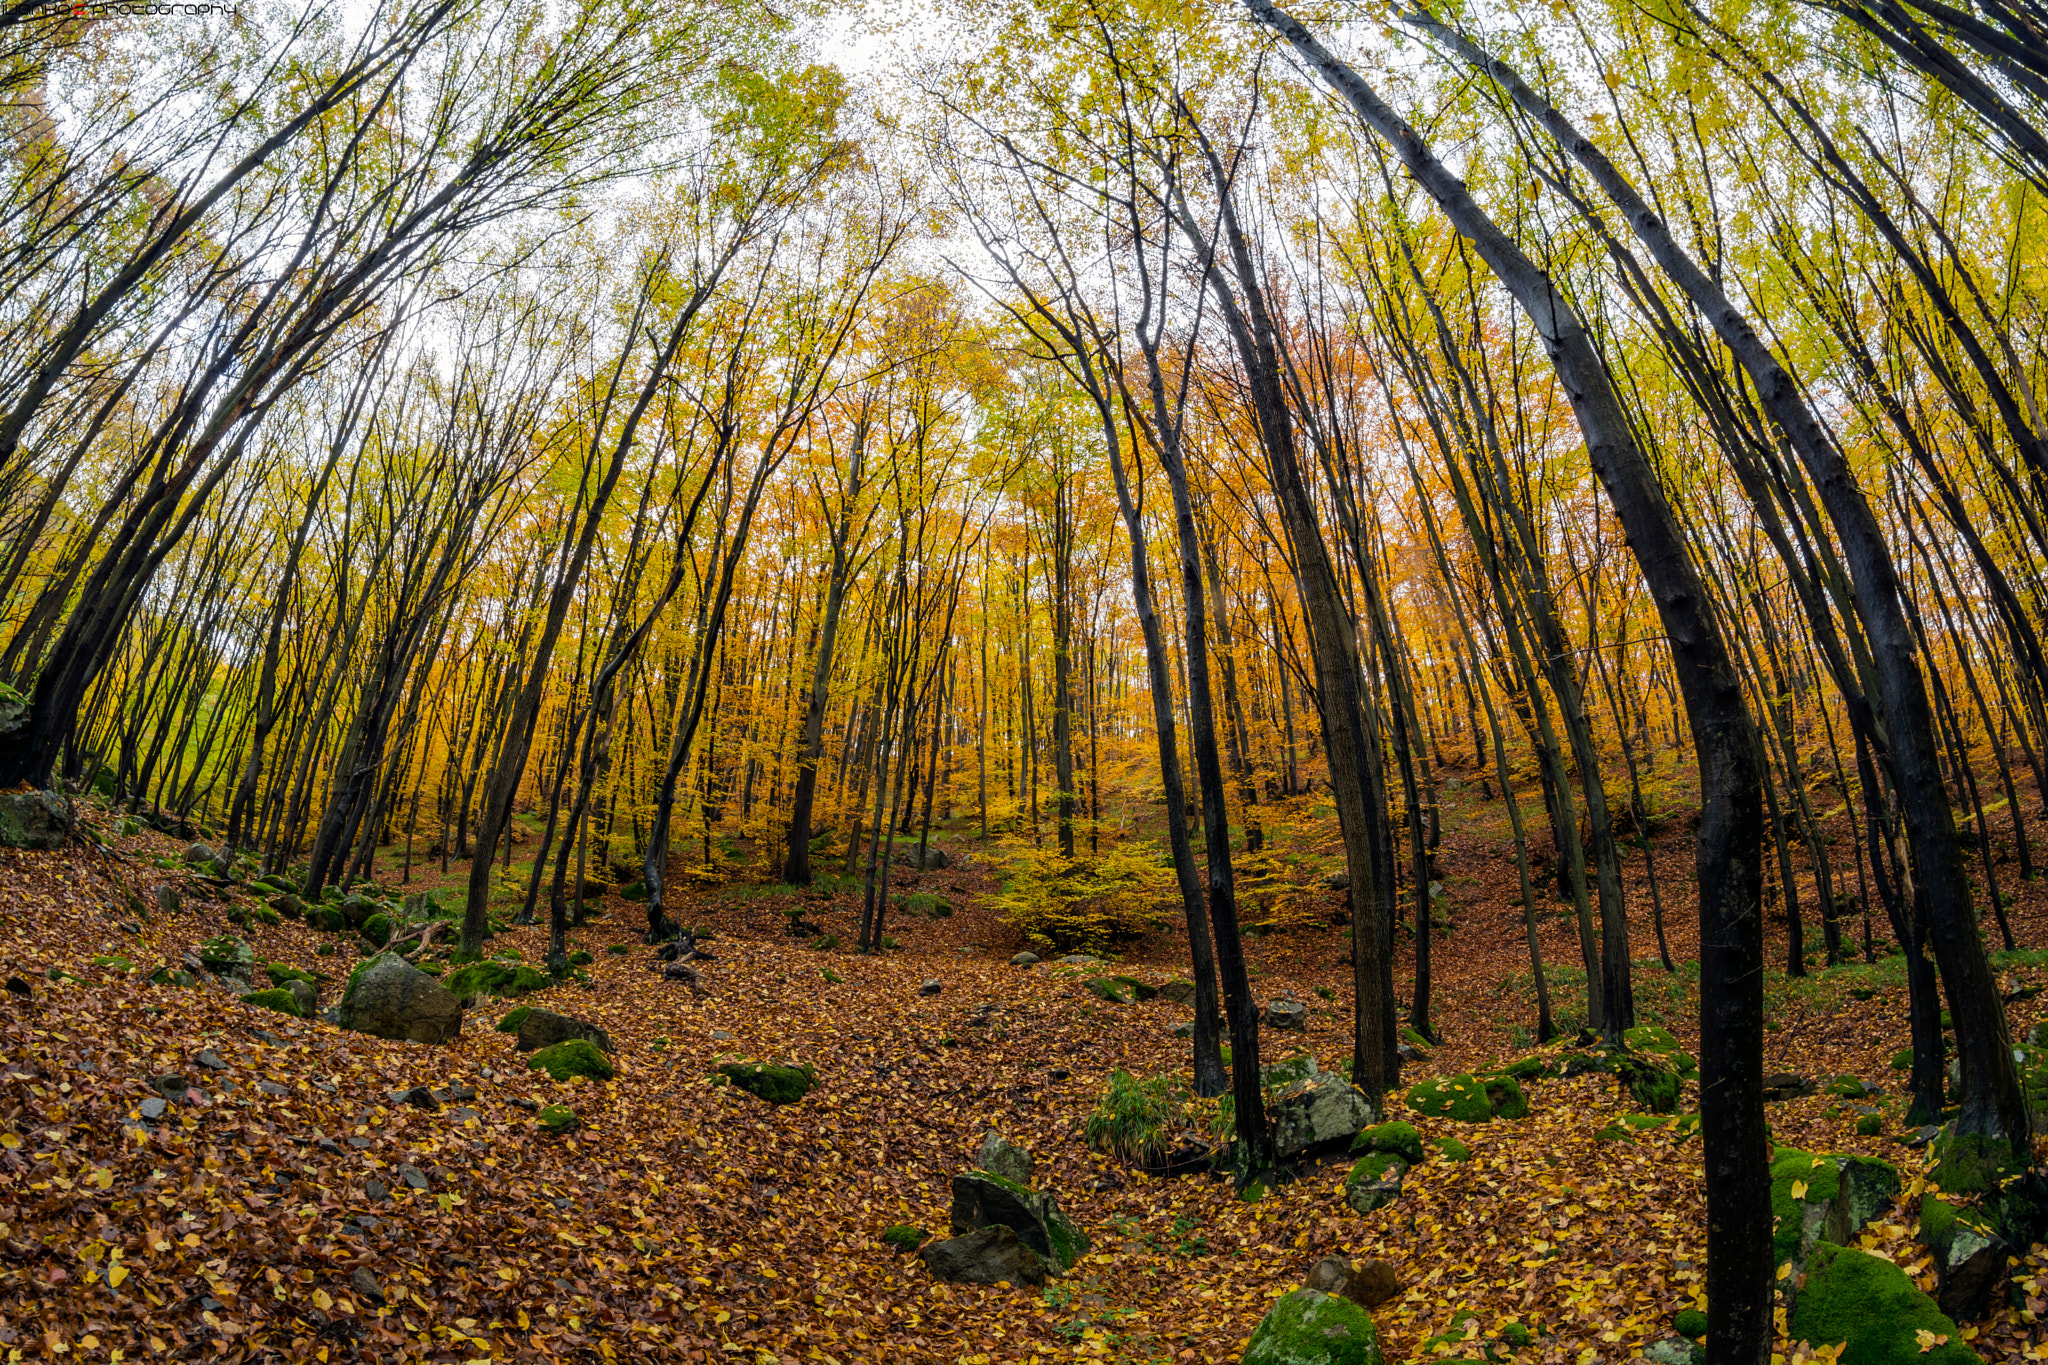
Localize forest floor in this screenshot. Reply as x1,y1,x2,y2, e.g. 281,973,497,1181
7,779,2048,1363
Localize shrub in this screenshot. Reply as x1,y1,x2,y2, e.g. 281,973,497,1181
1085,1070,1186,1165
239,988,302,1018
992,846,1176,953
527,1039,614,1083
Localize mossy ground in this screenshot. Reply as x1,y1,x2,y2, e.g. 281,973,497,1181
527,1038,614,1082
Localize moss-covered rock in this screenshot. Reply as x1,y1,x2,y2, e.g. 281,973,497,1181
537,1104,579,1135
1770,1148,1900,1268
197,934,254,975
496,1005,533,1034
443,959,550,999
568,949,593,966
1500,1056,1544,1080
527,1038,614,1083
263,962,316,987
311,904,348,933
949,1170,1091,1272
715,1061,817,1105
1673,1308,1708,1340
1789,1242,1977,1364
361,913,392,947
1343,1152,1408,1214
1082,976,1130,1003
1919,1192,2009,1320
1929,1130,2021,1197
880,1224,926,1254
1241,1289,1381,1365
1405,1073,1525,1122
1622,1024,1699,1079
1110,974,1157,1001
1432,1135,1472,1162
1856,1113,1883,1136
1614,1055,1681,1114
1350,1121,1425,1165
238,987,302,1018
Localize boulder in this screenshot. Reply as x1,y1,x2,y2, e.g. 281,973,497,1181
976,1132,1035,1186
1242,1289,1382,1365
919,979,944,997
1921,1193,2010,1321
338,892,380,929
0,789,70,851
715,1061,816,1104
1763,1072,1816,1102
1159,979,1195,1004
1272,1074,1376,1159
1266,999,1310,1031
286,980,315,1016
514,1008,613,1055
333,954,462,1044
918,1224,1044,1286
1406,1072,1528,1122
1011,952,1040,966
1770,1148,1901,1268
1303,1255,1400,1310
527,1038,614,1082
1344,1152,1407,1214
880,1224,926,1254
197,935,255,981
184,843,219,867
1790,1242,1976,1364
949,1171,1090,1272
1350,1121,1425,1165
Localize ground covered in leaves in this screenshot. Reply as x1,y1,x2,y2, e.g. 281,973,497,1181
6,785,2048,1363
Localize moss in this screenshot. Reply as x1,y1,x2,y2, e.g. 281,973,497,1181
880,1224,925,1254
527,1038,615,1083
496,1005,533,1034
238,987,302,1019
316,942,335,957
1789,1242,1977,1364
715,1061,817,1105
311,905,348,933
568,949,594,966
1595,1123,1634,1142
1673,1307,1708,1339
1931,1131,2020,1196
606,944,631,956
1110,974,1157,1001
1406,1074,1496,1122
1082,976,1130,1003
248,904,281,927
1770,1148,1843,1266
1501,1056,1544,1080
444,960,550,999
1479,1073,1529,1119
92,954,135,972
537,1104,579,1135
1622,1113,1673,1130
1432,1135,1472,1162
1857,1114,1883,1137
1501,1322,1534,1347
263,962,316,987
1827,1076,1872,1099
1400,1026,1432,1051
1351,1121,1425,1164
1241,1289,1381,1365
1890,1047,1914,1071
1346,1151,1406,1185
1623,1024,1698,1078
361,913,392,947
812,934,840,950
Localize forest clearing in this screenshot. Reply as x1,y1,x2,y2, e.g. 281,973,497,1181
6,0,2048,1360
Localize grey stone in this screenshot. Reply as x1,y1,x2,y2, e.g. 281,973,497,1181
917,1224,1045,1286
155,886,180,916
194,1049,228,1071
1010,953,1040,966
257,1081,288,1097
1159,980,1195,1005
137,1097,167,1121
315,1137,344,1155
976,1132,1035,1186
919,979,944,997
184,843,219,867
334,954,462,1045
1644,1342,1696,1365
365,1180,389,1202
1057,954,1098,966
396,1163,429,1191
447,1084,477,1103
349,1267,385,1304
0,789,71,851
1762,1072,1815,1102
1265,999,1309,1031
514,1008,611,1054
1323,871,1350,890
950,1172,1089,1272
1172,1022,1194,1039
153,1073,189,1102
1344,1155,1407,1214
1271,1074,1375,1160
286,980,317,1017
399,1085,439,1111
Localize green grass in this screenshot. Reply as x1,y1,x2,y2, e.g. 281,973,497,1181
1084,1070,1186,1165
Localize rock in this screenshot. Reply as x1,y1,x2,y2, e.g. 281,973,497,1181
197,935,254,979
1323,871,1351,891
184,843,219,867
0,789,70,850
537,1104,579,1134
365,1180,389,1202
287,980,317,1017
976,1132,1035,1186
153,1074,189,1102
1010,952,1040,966
1242,1289,1382,1365
1057,954,1098,965
919,979,944,996
1351,1121,1425,1165
1790,1242,1976,1364
1770,1148,1902,1267
514,1008,613,1055
950,1172,1091,1272
918,1224,1045,1286
1303,1255,1399,1310
350,1268,384,1304
137,1097,167,1121
1396,1041,1428,1065
1082,976,1130,1003
1763,1072,1816,1102
1159,979,1195,1004
1344,1152,1407,1214
1265,999,1310,1031
333,954,463,1045
527,1038,614,1082
1272,1074,1377,1159
154,885,180,916
1643,1342,1698,1365
715,1061,816,1104
1406,1072,1528,1122
194,1048,228,1071
398,1085,439,1111
257,1081,287,1097
1921,1193,2010,1320
1172,1021,1194,1039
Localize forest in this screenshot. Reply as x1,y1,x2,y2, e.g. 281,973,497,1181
3,0,2048,1359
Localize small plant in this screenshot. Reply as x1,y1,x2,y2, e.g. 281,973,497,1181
1084,1070,1187,1165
